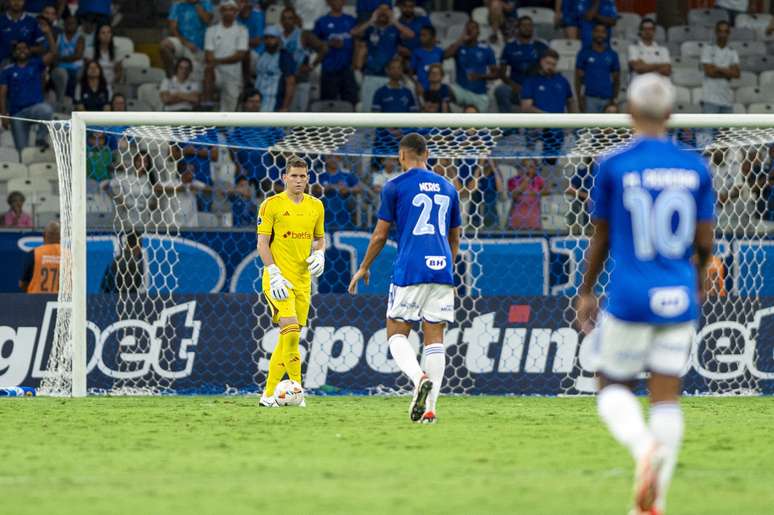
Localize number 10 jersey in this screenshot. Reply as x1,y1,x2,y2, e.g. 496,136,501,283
377,167,462,287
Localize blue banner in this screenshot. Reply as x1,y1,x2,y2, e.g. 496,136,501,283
0,230,771,296
1,293,772,395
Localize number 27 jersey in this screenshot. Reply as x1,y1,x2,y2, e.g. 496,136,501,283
377,168,462,286
591,137,715,324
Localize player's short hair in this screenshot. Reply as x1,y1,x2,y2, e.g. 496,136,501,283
399,133,428,156
628,73,675,120
285,157,308,173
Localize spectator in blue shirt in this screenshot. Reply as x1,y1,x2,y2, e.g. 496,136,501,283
77,0,112,27
356,0,392,23
420,63,452,112
487,0,517,42
238,0,265,51
254,25,296,112
577,0,617,48
495,15,548,113
396,0,432,56
557,0,579,39
443,20,497,113
574,23,620,113
372,57,417,113
409,25,443,94
0,41,55,151
315,155,362,229
0,0,47,63
352,4,413,112
521,48,575,155
161,0,214,77
313,0,358,106
229,176,258,227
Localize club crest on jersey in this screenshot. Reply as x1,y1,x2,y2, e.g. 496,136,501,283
425,256,446,270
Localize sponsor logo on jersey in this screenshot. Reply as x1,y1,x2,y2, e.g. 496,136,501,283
419,182,441,192
283,230,312,240
425,256,446,270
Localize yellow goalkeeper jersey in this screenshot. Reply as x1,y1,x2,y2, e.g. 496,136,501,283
257,191,325,290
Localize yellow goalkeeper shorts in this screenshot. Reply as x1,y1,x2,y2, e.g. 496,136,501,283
263,287,311,326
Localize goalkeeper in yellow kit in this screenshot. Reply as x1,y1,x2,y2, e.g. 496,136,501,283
257,157,325,407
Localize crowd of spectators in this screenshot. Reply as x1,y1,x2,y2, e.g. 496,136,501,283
3,0,774,235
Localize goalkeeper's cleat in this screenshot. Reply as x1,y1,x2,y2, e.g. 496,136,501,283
634,443,667,513
420,411,437,424
259,395,279,408
409,374,433,422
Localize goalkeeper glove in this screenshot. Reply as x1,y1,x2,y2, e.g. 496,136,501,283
267,264,293,301
306,249,325,278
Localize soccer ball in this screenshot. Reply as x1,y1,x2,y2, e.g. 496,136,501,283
274,379,304,406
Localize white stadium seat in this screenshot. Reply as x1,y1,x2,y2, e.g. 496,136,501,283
735,86,774,105
125,67,166,87
265,3,281,25
735,13,772,32
687,8,728,27
471,6,488,26
730,27,756,42
680,41,707,60
445,23,466,42
747,102,774,114
740,55,773,74
550,38,581,59
672,56,700,70
7,176,51,195
21,146,55,165
733,103,746,113
668,25,712,44
0,161,28,180
691,86,703,104
0,147,20,163
672,68,704,88
430,11,469,38
673,103,701,113
516,7,554,25
616,12,641,35
729,41,765,57
27,162,57,181
113,36,134,55
120,52,151,69
33,193,60,213
674,85,692,104
731,71,757,89
137,83,162,111
759,70,774,89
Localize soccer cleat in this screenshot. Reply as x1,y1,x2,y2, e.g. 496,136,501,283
259,395,279,408
634,443,667,513
409,374,433,422
420,411,437,424
298,399,307,408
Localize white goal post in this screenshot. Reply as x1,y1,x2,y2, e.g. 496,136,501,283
56,111,774,397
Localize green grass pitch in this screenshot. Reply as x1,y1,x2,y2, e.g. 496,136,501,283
1,396,772,514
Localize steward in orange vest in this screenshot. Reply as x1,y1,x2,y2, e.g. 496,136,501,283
20,221,61,294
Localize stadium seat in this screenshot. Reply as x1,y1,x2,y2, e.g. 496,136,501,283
691,86,703,104
0,130,15,148
673,103,701,113
125,67,165,87
747,102,774,114
445,23,466,42
113,36,134,55
627,24,666,43
735,13,772,32
430,11,469,38
672,56,700,70
20,146,55,165
667,25,712,45
609,38,628,55
737,86,774,105
549,38,581,59
197,212,220,228
740,55,772,74
7,176,50,195
730,27,756,42
392,6,426,20
310,100,355,112
680,41,707,60
616,12,641,35
729,41,765,57
687,8,728,27
342,5,356,18
556,55,574,72
137,83,162,111
0,147,20,163
0,161,28,180
672,68,704,88
516,7,554,25
733,103,746,113
534,23,562,42
120,52,151,69
86,178,100,193
675,85,692,104
759,70,774,89
266,3,281,25
33,193,60,213
86,211,112,227
471,6,488,26
86,192,113,213
35,211,60,227
28,163,57,181
126,99,151,111
731,71,757,89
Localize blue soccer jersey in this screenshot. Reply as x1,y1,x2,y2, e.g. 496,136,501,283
591,137,715,324
377,168,462,286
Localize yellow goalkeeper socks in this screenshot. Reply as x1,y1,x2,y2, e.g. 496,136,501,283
281,323,302,383
264,339,286,397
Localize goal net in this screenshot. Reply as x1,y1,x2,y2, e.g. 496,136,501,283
40,113,774,397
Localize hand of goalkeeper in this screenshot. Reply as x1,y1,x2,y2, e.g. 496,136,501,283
306,250,325,277
267,264,293,301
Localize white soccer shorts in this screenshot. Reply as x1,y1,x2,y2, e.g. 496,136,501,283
594,313,694,381
386,283,455,324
